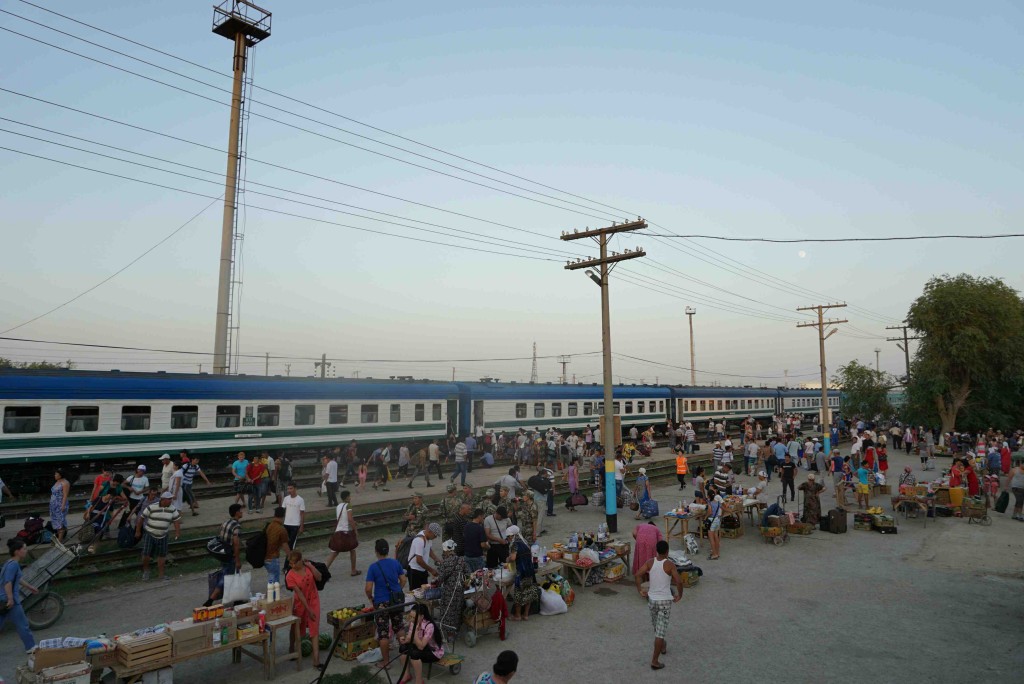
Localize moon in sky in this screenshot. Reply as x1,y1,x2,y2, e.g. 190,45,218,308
798,250,807,258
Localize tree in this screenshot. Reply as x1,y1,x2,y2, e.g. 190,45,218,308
833,360,894,421
905,274,1024,433
0,358,74,369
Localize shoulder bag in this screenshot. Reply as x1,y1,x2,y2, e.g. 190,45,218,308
329,504,359,552
374,560,406,605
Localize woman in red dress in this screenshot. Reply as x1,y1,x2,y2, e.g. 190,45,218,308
949,460,965,487
963,461,981,496
877,445,889,473
286,550,324,669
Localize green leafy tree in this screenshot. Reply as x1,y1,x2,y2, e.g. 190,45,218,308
833,360,894,420
905,274,1024,433
0,358,74,369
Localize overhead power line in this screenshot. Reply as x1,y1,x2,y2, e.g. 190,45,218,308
12,0,636,218
648,233,1024,243
612,352,819,380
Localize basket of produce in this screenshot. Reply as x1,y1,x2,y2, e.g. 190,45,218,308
786,522,814,535
760,526,784,538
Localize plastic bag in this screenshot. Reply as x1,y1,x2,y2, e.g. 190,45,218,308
357,648,383,664
579,548,600,564
223,571,252,605
539,588,568,615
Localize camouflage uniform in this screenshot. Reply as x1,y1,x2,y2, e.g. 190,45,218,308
405,502,429,537
439,494,460,528
517,498,537,543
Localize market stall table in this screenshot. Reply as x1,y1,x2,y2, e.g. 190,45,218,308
552,547,629,589
108,632,271,684
890,495,933,526
664,513,700,545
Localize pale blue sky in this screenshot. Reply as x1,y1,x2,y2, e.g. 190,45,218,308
1,1,1021,383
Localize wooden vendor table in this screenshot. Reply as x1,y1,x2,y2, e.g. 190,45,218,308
109,632,271,684
552,545,630,588
890,495,934,526
664,513,697,545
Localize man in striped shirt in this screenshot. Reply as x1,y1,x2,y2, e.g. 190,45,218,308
181,454,211,517
135,491,181,581
450,439,468,486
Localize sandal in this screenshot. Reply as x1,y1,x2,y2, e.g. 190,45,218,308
350,570,362,576
651,663,665,670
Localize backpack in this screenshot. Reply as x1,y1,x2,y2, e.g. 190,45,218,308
310,560,331,591
244,524,269,569
395,533,418,572
16,515,45,545
527,474,551,495
207,536,233,562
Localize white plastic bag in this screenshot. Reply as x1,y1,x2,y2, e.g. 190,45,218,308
579,548,600,564
539,588,567,616
223,571,252,604
357,648,382,664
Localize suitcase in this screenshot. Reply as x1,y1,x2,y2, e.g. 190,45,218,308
819,515,831,533
827,508,847,534
994,491,1009,514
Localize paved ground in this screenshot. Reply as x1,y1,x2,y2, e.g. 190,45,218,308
3,445,1023,683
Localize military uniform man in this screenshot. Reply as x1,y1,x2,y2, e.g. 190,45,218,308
439,483,462,538
497,486,515,522
482,488,498,518
516,490,537,544
404,492,429,537
458,484,475,510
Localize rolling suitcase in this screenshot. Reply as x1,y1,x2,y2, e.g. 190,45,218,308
827,508,847,534
994,491,1009,514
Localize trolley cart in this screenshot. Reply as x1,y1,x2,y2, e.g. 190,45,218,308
759,496,789,546
961,497,991,526
17,538,78,629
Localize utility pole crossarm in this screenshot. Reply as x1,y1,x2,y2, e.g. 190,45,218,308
796,318,848,328
564,250,646,270
885,324,920,381
560,219,647,241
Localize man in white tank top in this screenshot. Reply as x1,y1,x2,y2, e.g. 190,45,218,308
635,540,682,670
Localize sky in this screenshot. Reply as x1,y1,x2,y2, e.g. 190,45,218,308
0,0,1021,385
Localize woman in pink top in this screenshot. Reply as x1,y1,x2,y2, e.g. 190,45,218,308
397,603,444,684
566,458,580,511
632,521,664,576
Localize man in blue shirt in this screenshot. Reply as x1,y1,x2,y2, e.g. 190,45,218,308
465,434,477,473
365,538,407,668
230,452,249,507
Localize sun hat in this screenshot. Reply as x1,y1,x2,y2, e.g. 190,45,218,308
159,454,170,461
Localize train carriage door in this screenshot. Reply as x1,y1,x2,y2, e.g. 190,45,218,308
473,401,484,433
447,400,458,437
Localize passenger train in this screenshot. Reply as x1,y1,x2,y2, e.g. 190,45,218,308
0,370,839,488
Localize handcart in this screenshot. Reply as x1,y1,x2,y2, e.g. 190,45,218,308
759,497,789,546
18,538,78,629
961,497,991,526
72,498,128,552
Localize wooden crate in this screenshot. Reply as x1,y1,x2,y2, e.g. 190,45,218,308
787,522,814,535
335,637,377,661
681,570,700,587
464,611,494,631
115,633,172,669
720,526,743,539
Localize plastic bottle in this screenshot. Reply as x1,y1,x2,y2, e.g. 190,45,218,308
213,618,222,647
272,581,281,601
266,582,274,601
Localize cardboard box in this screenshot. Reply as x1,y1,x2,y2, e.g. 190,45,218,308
30,647,88,673
86,650,117,670
37,662,92,684
261,597,293,622
232,602,256,620
168,619,212,644
335,637,377,661
172,635,210,658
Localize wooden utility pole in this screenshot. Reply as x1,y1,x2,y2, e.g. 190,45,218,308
797,303,847,455
685,307,696,385
265,352,270,376
315,353,332,378
562,218,647,533
886,324,920,381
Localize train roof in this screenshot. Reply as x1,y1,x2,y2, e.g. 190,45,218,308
455,381,671,400
0,369,459,400
777,387,841,396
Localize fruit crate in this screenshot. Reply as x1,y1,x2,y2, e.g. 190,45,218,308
681,570,700,587
720,526,743,539
786,522,814,535
335,637,377,661
115,633,172,670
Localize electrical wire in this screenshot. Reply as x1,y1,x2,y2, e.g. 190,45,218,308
0,196,222,335
612,352,819,380
647,233,1024,243
0,145,564,262
13,0,637,218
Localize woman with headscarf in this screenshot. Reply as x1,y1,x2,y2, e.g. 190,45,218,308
798,473,825,525
634,467,652,520
898,466,917,489
435,539,467,644
504,525,539,621
566,457,580,511
962,458,981,496
631,521,663,576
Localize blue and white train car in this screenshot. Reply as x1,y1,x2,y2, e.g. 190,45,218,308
776,388,841,421
455,382,671,436
0,370,458,466
668,386,778,426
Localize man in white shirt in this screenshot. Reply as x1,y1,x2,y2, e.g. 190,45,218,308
614,454,626,499
407,522,441,589
168,461,185,512
594,427,602,445
322,455,339,507
684,426,697,454
450,439,468,486
427,439,442,480
629,426,639,441
281,482,306,549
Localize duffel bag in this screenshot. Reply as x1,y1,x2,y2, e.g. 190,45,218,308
118,526,140,549
639,499,660,519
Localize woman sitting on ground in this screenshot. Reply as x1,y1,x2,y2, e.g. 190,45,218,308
397,602,445,684
504,525,540,621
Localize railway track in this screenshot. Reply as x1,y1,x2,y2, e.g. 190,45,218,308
46,455,709,584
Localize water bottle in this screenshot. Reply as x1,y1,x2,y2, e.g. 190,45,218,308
213,618,222,647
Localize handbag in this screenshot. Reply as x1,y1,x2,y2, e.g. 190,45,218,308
222,570,252,604
374,561,405,605
329,504,359,552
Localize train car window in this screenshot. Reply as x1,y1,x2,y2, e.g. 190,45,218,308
515,403,527,418
415,404,425,422
637,401,645,414
567,402,578,416
360,405,379,423
583,402,593,416
390,404,401,422
659,401,664,412
624,401,633,414
65,406,99,432
533,403,545,418
552,403,562,417
170,406,198,430
121,406,151,431
257,405,280,427
216,405,241,428
717,400,723,411
432,403,442,421
699,400,706,411
597,402,604,414
329,405,348,424
648,401,655,413
3,406,41,434
295,405,316,426
613,402,620,415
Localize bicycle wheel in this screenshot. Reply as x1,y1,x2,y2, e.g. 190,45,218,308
26,590,65,630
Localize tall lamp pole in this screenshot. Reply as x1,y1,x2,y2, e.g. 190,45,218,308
685,307,696,385
562,219,647,534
